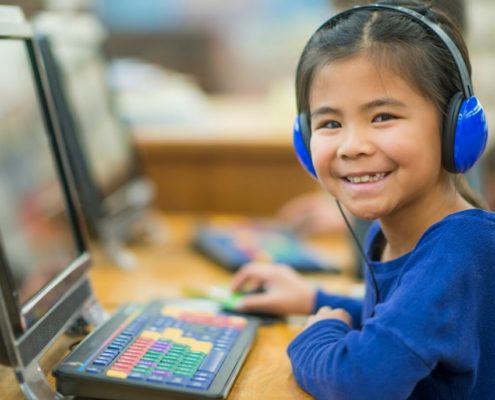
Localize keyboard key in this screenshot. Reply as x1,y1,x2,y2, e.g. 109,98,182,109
198,350,226,374
127,372,146,381
106,370,128,379
146,375,166,384
186,380,210,390
85,367,103,374
93,359,111,366
167,376,189,387
194,371,215,380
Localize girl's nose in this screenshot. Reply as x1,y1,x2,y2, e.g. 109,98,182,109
336,125,375,159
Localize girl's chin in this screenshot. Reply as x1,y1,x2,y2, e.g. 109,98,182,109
343,203,386,221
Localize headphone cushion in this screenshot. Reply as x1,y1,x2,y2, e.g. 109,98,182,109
452,96,488,173
293,114,317,179
442,93,488,173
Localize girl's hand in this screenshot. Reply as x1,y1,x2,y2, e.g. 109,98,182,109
230,262,317,315
304,306,352,331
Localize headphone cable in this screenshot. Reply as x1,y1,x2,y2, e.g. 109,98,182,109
335,200,381,311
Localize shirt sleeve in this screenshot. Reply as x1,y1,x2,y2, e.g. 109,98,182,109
287,218,488,400
313,289,363,329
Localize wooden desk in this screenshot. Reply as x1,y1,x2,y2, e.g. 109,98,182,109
0,213,358,399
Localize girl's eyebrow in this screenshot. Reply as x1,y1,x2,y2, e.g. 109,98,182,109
310,97,406,119
310,106,340,119
361,97,406,111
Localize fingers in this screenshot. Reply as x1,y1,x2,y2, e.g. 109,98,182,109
230,262,276,292
230,262,311,315
236,292,277,313
316,306,333,314
308,307,352,327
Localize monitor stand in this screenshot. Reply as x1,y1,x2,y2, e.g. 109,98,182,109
99,179,168,270
101,212,168,270
102,236,137,270
18,362,66,400
0,295,107,400
20,298,106,400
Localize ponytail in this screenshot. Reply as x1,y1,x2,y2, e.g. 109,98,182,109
454,175,487,209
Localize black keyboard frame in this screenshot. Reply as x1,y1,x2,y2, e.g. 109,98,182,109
53,301,258,400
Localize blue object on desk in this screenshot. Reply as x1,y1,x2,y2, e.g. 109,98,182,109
192,220,340,273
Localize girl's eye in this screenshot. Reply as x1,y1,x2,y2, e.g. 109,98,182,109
372,113,397,123
321,120,342,129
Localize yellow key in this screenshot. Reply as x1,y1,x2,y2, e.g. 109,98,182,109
228,316,247,326
106,370,127,379
191,341,213,354
174,337,197,347
186,309,215,316
140,330,161,340
161,306,182,317
161,327,183,340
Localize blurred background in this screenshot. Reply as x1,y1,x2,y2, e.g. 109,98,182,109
6,0,495,215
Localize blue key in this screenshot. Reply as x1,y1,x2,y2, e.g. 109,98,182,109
198,350,226,374
167,376,188,387
128,372,146,381
194,371,215,381
186,380,210,390
147,375,166,384
93,359,110,366
86,367,102,374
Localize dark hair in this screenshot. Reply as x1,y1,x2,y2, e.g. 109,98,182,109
296,0,485,208
296,0,468,117
482,144,495,174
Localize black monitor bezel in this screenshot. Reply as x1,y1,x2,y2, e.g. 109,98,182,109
34,27,145,237
0,18,92,366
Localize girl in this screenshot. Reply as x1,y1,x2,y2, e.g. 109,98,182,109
231,1,495,398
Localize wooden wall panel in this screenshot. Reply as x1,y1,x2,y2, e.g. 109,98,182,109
135,138,319,215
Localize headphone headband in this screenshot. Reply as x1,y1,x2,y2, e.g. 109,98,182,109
313,4,473,98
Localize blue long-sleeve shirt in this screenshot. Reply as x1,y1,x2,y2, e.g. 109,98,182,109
287,209,495,399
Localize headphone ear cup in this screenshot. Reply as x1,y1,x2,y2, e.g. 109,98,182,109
442,93,488,173
293,113,317,179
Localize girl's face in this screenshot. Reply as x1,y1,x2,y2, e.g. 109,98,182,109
309,53,446,221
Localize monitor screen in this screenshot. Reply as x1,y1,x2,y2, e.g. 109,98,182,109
0,39,81,329
49,37,134,194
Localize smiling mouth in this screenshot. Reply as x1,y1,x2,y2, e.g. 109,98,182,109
344,172,390,183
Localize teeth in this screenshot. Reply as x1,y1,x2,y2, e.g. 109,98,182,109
347,172,386,183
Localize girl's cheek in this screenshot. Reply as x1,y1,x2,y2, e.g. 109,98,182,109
311,138,337,173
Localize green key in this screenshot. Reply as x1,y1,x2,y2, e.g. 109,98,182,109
146,351,163,357
133,366,151,374
158,366,174,372
184,354,203,361
167,350,183,357
142,355,161,361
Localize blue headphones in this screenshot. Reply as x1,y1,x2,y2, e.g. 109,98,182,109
293,4,488,179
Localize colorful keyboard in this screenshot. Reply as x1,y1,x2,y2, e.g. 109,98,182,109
193,220,340,272
54,301,258,400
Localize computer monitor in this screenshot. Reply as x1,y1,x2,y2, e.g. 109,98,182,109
0,7,98,397
33,12,160,268
0,12,258,400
